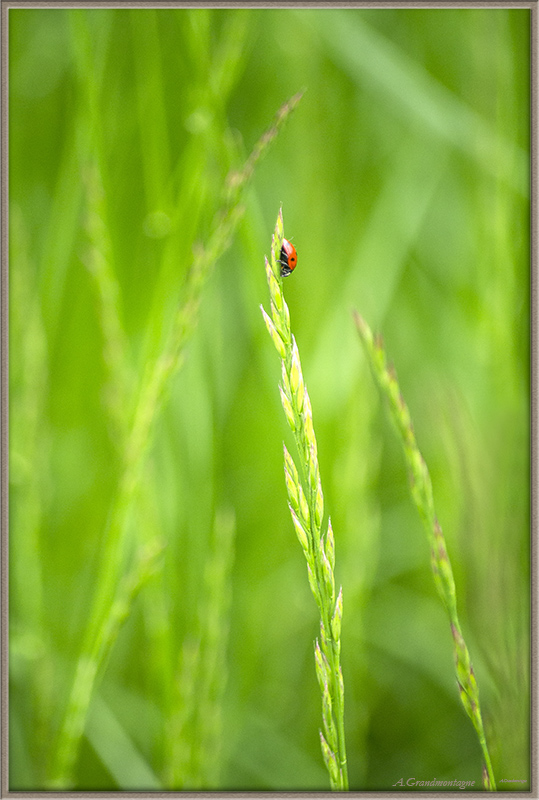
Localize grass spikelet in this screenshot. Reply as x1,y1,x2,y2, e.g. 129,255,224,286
261,209,348,791
354,309,496,791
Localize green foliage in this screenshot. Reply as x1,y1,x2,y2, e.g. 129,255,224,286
9,6,529,791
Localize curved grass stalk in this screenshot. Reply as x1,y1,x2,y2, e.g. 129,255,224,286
261,209,348,791
49,92,303,788
354,310,496,792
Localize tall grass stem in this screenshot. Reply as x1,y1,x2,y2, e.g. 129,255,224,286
354,310,496,791
49,91,303,787
261,209,348,791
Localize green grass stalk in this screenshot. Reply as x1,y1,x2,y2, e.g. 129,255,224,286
261,209,348,791
9,208,53,783
166,507,236,788
49,92,303,788
353,310,496,791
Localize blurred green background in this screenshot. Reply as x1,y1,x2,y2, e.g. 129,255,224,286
9,6,530,791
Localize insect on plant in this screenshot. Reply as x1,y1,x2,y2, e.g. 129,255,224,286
279,238,298,276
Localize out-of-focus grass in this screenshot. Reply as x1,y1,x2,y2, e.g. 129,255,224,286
354,310,497,788
9,7,530,791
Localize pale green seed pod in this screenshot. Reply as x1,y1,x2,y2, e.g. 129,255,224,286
458,681,475,721
284,463,299,511
289,339,302,396
295,373,305,413
308,442,319,496
265,255,282,312
319,732,340,788
320,540,335,605
265,250,275,283
314,640,328,693
298,484,310,526
325,519,335,572
331,587,343,643
270,300,291,347
289,338,305,411
321,681,337,748
319,730,331,764
289,505,309,553
270,298,283,332
270,230,282,280
315,476,324,527
279,386,296,431
276,207,284,235
337,665,344,704
283,444,299,485
281,361,292,399
273,210,284,263
281,296,291,336
307,563,320,603
319,619,329,656
260,306,286,359
303,382,311,407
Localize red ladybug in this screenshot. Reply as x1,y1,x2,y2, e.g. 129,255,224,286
279,239,298,277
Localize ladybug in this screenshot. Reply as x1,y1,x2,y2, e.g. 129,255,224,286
279,239,298,277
